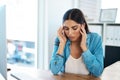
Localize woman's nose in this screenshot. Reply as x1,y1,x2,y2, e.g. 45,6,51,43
69,29,73,35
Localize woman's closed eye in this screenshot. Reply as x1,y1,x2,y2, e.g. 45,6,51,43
63,25,78,30
63,27,69,30
72,26,78,30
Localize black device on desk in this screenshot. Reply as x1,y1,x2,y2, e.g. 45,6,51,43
104,46,120,67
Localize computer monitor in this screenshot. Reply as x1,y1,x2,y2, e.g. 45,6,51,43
0,5,7,80
104,46,120,68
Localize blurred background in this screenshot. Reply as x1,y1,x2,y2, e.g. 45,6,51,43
0,0,120,70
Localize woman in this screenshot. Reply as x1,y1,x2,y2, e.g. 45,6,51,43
49,8,104,77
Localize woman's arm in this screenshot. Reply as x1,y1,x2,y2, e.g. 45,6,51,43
50,26,67,75
49,38,65,75
82,34,104,77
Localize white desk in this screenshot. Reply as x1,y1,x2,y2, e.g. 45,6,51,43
7,65,100,80
0,73,5,80
100,61,120,80
8,61,120,80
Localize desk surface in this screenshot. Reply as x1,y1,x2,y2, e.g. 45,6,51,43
7,61,120,80
0,73,5,80
101,61,120,80
8,68,100,80
52,72,100,80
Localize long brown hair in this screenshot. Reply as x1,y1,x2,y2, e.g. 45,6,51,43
63,8,90,34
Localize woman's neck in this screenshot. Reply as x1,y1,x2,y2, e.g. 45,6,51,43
71,36,81,46
71,41,80,47
70,41,83,59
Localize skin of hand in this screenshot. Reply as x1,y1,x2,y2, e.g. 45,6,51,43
57,26,67,55
57,26,67,45
79,24,88,52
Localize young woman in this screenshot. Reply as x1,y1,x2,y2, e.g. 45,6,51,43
49,8,104,77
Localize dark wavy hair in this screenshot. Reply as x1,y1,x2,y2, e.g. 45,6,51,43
63,8,90,33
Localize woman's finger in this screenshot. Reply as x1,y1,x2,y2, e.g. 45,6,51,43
80,27,84,35
80,29,83,35
57,26,65,38
81,26,86,34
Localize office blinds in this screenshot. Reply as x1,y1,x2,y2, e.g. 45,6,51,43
79,0,101,22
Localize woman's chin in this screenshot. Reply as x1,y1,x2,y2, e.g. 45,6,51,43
69,38,81,42
69,38,77,42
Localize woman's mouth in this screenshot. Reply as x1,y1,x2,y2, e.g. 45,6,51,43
68,36,74,39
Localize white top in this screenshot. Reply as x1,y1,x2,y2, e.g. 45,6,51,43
65,55,89,75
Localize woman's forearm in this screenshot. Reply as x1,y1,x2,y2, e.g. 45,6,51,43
57,43,65,55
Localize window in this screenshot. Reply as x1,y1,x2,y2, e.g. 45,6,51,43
6,0,38,68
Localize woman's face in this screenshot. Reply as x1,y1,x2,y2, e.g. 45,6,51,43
63,20,85,42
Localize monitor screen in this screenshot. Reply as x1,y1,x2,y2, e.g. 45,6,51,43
104,46,120,67
0,5,7,79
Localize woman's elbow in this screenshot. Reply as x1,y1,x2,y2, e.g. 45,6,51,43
92,66,103,77
93,70,103,77
50,68,59,75
50,64,59,75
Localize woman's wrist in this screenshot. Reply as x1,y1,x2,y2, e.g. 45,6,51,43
60,41,66,45
81,46,87,52
57,43,65,55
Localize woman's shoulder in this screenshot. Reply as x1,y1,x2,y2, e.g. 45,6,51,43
88,32,101,38
87,32,102,42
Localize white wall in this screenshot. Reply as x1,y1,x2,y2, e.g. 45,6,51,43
101,0,120,23
79,0,101,23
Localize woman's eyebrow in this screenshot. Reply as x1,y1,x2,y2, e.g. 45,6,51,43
63,26,68,28
63,24,79,28
71,25,79,28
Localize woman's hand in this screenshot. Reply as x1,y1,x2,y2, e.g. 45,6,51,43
79,25,87,52
57,26,67,45
57,26,67,55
